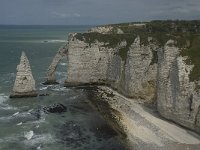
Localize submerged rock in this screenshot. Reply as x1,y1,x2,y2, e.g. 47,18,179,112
39,93,49,96
58,121,89,147
10,52,37,98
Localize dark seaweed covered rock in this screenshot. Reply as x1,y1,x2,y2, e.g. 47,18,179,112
39,93,49,96
43,104,67,114
58,121,90,147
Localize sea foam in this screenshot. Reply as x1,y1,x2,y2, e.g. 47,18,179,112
0,93,8,104
24,130,34,140
59,62,67,66
24,133,54,146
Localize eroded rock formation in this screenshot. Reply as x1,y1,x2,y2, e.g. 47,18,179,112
44,43,68,84
10,52,37,98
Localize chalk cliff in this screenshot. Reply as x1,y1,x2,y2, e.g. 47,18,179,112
46,20,200,134
157,40,200,133
10,52,37,98
64,34,157,103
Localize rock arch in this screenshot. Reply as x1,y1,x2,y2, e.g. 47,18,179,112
43,44,68,85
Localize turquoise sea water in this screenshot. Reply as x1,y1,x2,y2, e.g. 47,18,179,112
0,26,125,150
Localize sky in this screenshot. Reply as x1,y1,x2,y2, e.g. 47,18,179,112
0,0,200,25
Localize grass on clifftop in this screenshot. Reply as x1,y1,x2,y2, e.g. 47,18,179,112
109,20,200,34
75,32,136,48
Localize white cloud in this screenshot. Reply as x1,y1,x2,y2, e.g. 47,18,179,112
52,11,81,18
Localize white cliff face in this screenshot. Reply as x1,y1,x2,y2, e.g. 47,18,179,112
65,34,111,85
48,31,200,133
65,35,158,103
122,37,158,101
89,26,114,34
89,26,124,34
10,52,37,98
157,40,200,132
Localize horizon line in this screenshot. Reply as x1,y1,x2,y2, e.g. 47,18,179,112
0,24,96,26
0,19,200,26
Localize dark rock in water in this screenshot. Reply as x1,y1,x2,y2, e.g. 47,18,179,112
29,109,42,120
39,93,49,96
58,121,90,147
42,80,59,85
43,104,67,114
90,123,118,139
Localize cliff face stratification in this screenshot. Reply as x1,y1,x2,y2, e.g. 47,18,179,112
10,52,37,98
46,20,200,133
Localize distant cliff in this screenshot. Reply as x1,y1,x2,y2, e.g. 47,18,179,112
46,20,200,133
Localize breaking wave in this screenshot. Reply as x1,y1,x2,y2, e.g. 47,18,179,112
39,86,48,91
23,133,54,146
24,130,34,140
59,63,67,66
0,93,8,104
0,94,18,110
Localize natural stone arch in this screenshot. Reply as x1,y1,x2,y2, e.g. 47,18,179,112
43,44,68,85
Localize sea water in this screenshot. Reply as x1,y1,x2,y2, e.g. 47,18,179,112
0,25,125,150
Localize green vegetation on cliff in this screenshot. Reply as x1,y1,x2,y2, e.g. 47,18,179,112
110,20,200,34
75,32,136,48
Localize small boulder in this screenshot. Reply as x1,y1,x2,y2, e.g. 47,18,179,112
43,104,67,113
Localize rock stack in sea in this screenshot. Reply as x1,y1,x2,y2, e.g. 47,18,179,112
10,51,37,98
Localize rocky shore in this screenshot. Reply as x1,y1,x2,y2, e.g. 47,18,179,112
87,86,200,150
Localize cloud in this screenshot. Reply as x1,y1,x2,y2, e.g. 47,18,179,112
52,11,81,18
1,0,200,25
